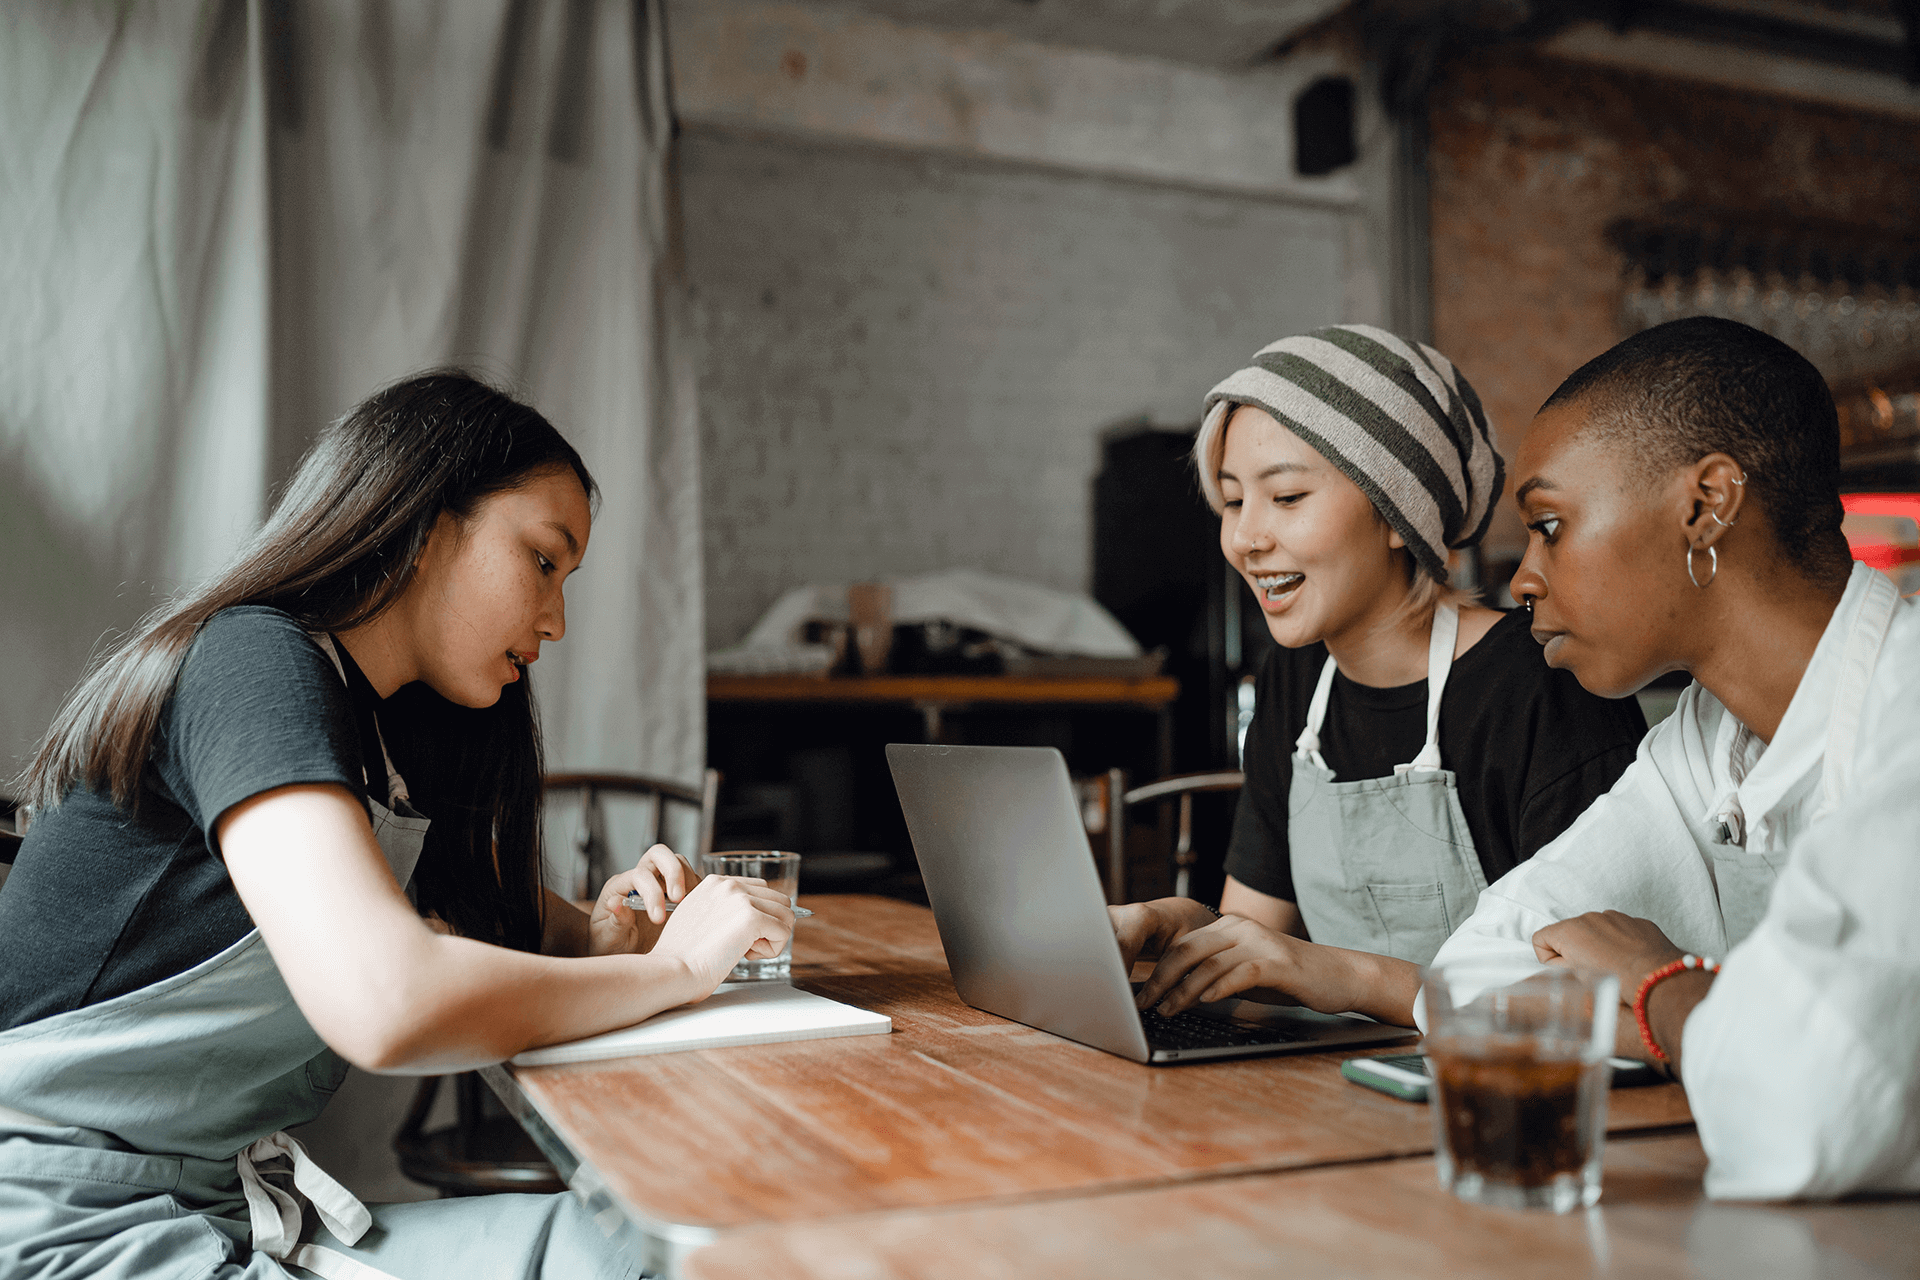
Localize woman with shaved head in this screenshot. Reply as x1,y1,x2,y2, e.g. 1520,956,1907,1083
1428,316,1920,1200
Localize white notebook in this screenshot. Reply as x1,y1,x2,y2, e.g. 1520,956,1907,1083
510,982,892,1067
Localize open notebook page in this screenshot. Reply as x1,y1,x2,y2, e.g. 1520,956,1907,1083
510,982,891,1067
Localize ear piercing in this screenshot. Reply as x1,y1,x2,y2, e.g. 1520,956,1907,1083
1687,544,1719,588
1708,472,1745,528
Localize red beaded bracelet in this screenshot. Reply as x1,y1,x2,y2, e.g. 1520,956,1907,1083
1633,954,1721,1063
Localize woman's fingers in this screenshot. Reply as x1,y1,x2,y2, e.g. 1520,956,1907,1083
650,873,796,987
601,846,705,925
1153,949,1254,1016
1134,926,1234,1010
639,844,699,902
1109,903,1158,968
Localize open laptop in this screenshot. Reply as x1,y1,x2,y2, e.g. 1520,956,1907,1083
887,743,1415,1064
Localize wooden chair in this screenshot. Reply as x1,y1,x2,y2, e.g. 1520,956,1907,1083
541,770,721,899
394,769,719,1197
1101,769,1244,903
1,796,25,872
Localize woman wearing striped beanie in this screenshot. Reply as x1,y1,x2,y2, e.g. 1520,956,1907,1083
1111,324,1647,1029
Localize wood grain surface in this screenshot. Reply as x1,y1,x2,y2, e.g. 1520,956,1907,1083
502,896,1694,1234
680,1132,1920,1280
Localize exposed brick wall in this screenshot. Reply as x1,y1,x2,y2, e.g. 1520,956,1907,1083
682,127,1373,649
1427,52,1920,558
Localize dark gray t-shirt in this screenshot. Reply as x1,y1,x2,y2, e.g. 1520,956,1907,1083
0,608,385,1031
1224,608,1648,907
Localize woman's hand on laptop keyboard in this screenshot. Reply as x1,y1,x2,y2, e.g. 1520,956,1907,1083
1109,898,1220,970
1133,916,1421,1028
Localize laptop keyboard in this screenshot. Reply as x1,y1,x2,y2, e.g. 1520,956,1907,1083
1138,1005,1307,1051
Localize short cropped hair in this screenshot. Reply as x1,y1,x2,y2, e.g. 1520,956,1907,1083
1541,317,1851,579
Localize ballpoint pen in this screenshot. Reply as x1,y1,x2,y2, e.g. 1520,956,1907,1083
623,892,812,917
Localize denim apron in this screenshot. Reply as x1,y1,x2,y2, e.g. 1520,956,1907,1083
1706,571,1899,949
1286,604,1487,965
0,637,634,1280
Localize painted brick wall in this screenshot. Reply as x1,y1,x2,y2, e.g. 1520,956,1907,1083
1428,52,1920,559
682,128,1376,649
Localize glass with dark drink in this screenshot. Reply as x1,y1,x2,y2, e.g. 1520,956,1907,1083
1421,966,1619,1212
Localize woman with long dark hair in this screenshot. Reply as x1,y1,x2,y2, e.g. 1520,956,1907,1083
0,372,789,1278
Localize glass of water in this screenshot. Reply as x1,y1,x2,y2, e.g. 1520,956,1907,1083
700,851,802,981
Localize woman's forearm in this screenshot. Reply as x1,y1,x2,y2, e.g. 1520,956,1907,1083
359,932,706,1073
1334,948,1422,1026
223,783,715,1073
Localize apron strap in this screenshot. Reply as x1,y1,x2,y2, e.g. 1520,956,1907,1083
1396,603,1458,776
311,634,414,807
1293,657,1339,771
237,1131,406,1279
1294,603,1460,776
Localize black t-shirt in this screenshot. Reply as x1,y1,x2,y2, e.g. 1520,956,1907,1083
0,608,388,1031
1223,609,1647,906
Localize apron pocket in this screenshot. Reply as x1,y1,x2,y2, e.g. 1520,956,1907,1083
1363,881,1450,966
0,1138,187,1196
305,1049,352,1096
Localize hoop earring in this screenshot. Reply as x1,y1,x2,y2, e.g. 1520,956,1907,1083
1708,508,1737,529
1687,544,1718,588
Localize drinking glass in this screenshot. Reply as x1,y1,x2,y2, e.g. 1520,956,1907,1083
1421,964,1619,1212
701,851,801,981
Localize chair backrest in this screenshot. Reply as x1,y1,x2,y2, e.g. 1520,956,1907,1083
0,794,23,868
542,769,720,900
1102,769,1244,903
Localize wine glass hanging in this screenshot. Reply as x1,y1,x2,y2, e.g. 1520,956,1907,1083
1610,217,1920,386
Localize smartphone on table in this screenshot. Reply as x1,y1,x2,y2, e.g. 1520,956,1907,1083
1340,1052,1663,1102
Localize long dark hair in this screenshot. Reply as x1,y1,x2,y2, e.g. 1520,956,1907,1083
21,371,598,950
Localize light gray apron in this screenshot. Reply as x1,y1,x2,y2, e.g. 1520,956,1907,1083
1707,572,1899,948
1287,604,1487,965
0,636,428,1280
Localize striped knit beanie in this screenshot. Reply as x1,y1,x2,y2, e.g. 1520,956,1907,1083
1201,324,1504,583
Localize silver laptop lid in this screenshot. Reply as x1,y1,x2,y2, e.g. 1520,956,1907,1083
887,743,1151,1062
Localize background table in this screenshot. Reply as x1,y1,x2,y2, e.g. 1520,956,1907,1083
707,673,1180,753
706,676,1185,893
681,1131,1920,1279
485,895,1694,1273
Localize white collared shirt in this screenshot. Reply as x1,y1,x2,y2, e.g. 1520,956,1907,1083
1426,563,1915,1001
1683,627,1920,1199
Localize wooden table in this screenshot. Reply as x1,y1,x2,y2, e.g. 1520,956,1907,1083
681,1132,1920,1279
484,896,1694,1274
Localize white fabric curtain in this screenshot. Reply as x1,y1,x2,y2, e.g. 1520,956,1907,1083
0,0,704,790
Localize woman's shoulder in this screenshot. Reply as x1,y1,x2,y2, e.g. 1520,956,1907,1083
188,606,324,660
175,607,339,705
